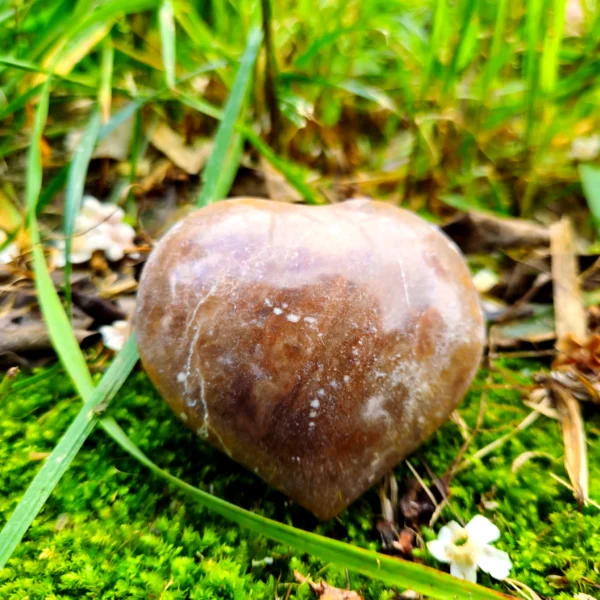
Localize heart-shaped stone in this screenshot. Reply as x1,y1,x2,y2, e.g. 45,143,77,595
135,198,484,519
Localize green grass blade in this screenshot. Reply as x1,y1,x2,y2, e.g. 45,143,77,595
103,419,514,600
63,110,102,317
159,0,176,88
25,81,50,218
25,79,94,400
0,336,139,570
37,165,69,215
178,93,323,204
580,164,600,237
242,127,323,204
99,34,114,122
197,25,263,206
480,0,509,97
72,0,160,39
213,130,245,201
444,0,478,93
420,0,448,100
524,0,543,143
280,73,399,114
540,0,567,93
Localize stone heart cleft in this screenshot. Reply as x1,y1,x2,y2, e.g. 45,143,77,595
135,198,484,520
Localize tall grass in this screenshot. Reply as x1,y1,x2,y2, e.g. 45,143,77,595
2,0,597,215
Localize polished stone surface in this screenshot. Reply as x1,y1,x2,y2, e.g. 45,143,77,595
135,198,484,519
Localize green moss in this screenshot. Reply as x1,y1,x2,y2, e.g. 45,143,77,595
1,361,599,599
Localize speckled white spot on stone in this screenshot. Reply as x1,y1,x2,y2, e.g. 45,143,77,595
352,348,359,356
362,394,389,422
177,372,186,382
308,421,315,428
273,307,283,315
310,399,320,409
286,313,301,323
282,303,288,308
304,316,317,324
317,388,325,397
309,410,317,418
343,375,350,383
265,297,272,307
179,412,188,422
330,379,338,388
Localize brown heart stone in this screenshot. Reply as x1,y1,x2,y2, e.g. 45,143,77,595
135,198,484,519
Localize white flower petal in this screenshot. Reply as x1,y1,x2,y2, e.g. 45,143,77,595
465,515,500,545
427,540,450,563
100,320,129,351
0,230,19,264
477,546,512,581
438,521,462,544
450,561,477,583
81,196,103,216
104,245,125,262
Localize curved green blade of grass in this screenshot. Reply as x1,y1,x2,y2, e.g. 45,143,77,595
443,0,478,93
524,0,543,144
279,72,399,114
178,93,323,204
159,0,176,88
63,110,101,317
580,164,600,237
540,0,567,94
420,0,448,100
99,34,114,122
103,418,514,600
197,25,263,206
0,336,139,570
213,130,245,201
25,78,94,401
480,0,509,98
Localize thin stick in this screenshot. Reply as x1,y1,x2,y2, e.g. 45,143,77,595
261,0,282,151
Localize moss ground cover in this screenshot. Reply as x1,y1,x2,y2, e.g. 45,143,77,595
1,360,599,599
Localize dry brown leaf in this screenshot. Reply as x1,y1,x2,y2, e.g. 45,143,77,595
554,334,600,374
66,117,134,161
550,220,587,342
551,383,589,504
549,218,589,505
137,158,173,194
0,322,95,355
294,571,364,600
441,211,550,254
260,156,303,203
150,122,212,174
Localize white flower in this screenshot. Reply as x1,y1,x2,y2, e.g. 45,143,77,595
427,515,512,583
569,135,600,161
0,230,19,264
99,320,130,351
472,268,499,294
55,196,136,267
